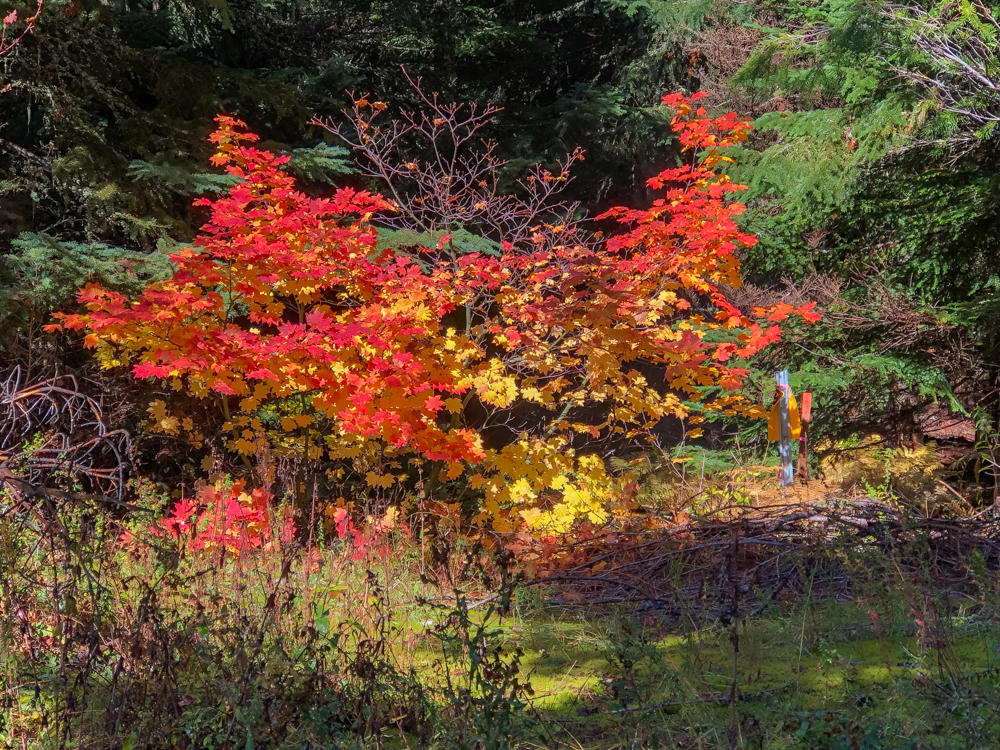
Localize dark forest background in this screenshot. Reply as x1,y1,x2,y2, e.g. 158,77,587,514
3,0,999,466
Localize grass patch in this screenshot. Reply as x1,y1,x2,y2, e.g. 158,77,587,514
505,597,1000,748
6,494,1000,749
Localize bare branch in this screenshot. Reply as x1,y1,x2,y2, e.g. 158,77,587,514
310,71,587,251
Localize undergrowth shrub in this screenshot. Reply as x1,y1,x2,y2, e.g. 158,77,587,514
0,493,529,750
419,545,531,750
142,477,296,554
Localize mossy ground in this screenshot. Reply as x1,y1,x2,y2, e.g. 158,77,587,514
492,600,1000,748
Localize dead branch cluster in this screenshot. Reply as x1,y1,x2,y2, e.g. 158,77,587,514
727,273,842,312
684,23,772,115
884,0,1000,126
0,366,131,502
526,496,1000,623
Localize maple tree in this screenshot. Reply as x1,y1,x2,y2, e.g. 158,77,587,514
50,93,817,534
50,117,483,466
463,91,820,531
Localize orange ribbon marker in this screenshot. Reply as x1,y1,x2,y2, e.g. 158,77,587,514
767,386,801,442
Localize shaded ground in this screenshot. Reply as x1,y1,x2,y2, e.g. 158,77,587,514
7,483,1000,749
506,604,1000,748
491,493,1000,748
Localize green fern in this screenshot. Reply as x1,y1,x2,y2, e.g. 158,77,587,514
375,227,501,258
127,160,239,196
283,142,354,185
0,233,172,346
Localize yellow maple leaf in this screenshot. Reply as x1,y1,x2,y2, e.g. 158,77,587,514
365,471,396,489
234,438,256,454
147,399,168,422
521,386,543,404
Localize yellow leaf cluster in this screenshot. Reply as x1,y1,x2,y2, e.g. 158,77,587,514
472,437,611,533
146,399,204,447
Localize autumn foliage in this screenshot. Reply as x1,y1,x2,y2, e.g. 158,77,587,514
147,479,295,554
50,92,817,534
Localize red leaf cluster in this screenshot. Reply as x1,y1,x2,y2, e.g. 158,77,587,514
153,480,295,554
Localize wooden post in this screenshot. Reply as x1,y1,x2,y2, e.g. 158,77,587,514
798,392,812,484
776,370,793,487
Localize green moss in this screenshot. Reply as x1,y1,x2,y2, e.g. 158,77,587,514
494,601,1000,747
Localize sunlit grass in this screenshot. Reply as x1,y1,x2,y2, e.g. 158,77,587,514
8,507,1000,749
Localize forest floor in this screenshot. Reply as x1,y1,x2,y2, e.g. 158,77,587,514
496,483,1000,748
7,478,1000,749
514,603,999,748
511,587,1000,748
